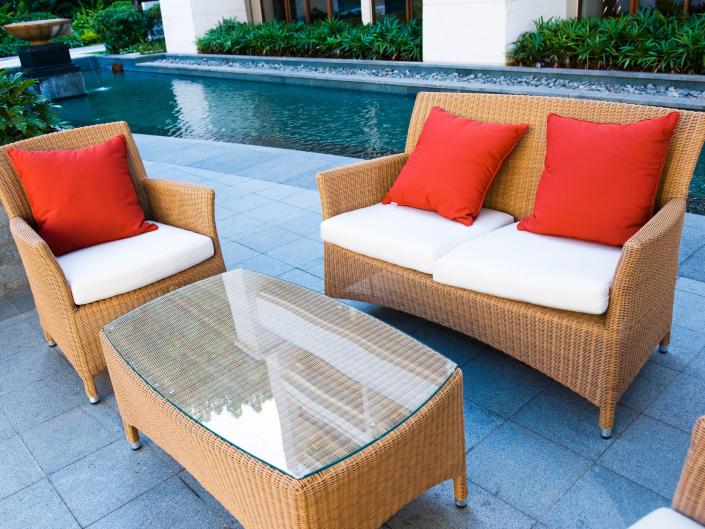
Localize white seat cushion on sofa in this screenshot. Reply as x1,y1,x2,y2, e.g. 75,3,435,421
57,222,214,305
320,203,514,274
629,508,703,529
433,223,622,314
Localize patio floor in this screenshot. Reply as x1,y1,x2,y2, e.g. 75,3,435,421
1,134,705,529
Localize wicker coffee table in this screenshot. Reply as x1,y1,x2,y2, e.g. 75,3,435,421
100,269,466,529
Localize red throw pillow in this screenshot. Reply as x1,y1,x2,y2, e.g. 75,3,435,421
518,112,679,246
8,135,157,256
382,107,528,226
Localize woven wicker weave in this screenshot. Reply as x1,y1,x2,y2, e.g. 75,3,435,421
0,123,226,402
101,329,467,529
318,93,705,435
674,416,705,524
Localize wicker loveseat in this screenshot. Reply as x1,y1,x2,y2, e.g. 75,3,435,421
317,93,705,437
0,123,226,403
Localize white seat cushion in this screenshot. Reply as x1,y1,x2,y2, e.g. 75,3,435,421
57,222,214,305
433,222,622,314
629,508,703,529
320,204,514,274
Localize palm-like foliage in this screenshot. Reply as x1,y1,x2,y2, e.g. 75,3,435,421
510,9,705,74
197,18,422,61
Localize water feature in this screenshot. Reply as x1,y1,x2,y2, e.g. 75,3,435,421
55,68,705,213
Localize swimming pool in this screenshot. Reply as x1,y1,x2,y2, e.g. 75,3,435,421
56,69,705,212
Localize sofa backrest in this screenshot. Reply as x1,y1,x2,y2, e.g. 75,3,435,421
406,92,705,220
0,121,150,225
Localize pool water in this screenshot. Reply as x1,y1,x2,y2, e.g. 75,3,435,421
56,69,705,212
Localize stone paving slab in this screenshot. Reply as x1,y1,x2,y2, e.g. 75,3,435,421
0,135,704,529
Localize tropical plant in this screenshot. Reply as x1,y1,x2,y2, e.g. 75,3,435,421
93,3,148,53
510,9,705,74
196,18,422,61
0,69,65,145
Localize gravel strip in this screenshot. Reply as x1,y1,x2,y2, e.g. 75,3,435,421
154,57,705,99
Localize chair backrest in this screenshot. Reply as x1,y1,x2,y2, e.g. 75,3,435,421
0,122,150,224
406,93,705,220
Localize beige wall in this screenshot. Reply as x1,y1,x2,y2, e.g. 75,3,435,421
161,0,250,54
423,0,577,65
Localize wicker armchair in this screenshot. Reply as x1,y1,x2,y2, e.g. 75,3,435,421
318,93,705,437
0,122,226,403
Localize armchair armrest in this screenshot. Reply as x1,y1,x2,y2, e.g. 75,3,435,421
143,179,218,242
317,153,408,220
674,416,705,524
606,197,686,327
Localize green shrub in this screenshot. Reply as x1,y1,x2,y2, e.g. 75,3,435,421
122,38,165,54
196,18,422,61
0,69,65,145
510,9,705,73
93,3,148,53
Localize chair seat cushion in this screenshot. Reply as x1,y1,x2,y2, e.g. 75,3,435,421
57,222,214,305
320,204,515,274
433,223,622,314
629,508,702,529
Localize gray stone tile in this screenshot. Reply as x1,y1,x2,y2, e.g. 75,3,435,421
0,313,49,363
0,435,44,500
278,211,322,239
87,476,224,529
7,289,35,314
0,409,15,442
679,225,705,264
281,171,318,190
232,225,302,253
178,471,244,529
50,439,181,526
237,153,330,182
238,254,293,277
680,246,705,282
463,400,504,452
362,305,427,335
217,214,265,241
189,148,279,174
649,323,705,371
513,383,638,460
386,479,534,529
230,179,277,194
0,479,79,529
0,374,86,432
216,192,274,214
80,396,124,438
256,183,303,200
299,257,324,278
0,344,75,398
215,205,237,222
220,241,261,271
469,422,590,519
461,350,551,418
673,290,705,333
676,276,705,297
280,189,322,212
541,465,669,529
22,407,120,474
278,269,324,293
645,373,705,433
266,238,323,268
598,415,690,498
687,348,705,380
413,324,484,367
619,363,674,413
0,298,20,324
246,200,307,223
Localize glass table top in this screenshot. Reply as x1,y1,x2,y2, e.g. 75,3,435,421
104,269,457,479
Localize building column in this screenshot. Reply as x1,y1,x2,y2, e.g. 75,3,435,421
161,0,250,54
360,0,375,24
423,0,578,65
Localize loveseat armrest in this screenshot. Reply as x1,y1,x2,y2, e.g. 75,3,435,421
143,179,218,241
606,197,686,328
317,153,408,220
674,416,705,524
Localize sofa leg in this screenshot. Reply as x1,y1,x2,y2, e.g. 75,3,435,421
43,329,56,347
659,332,670,354
124,422,142,450
83,377,100,404
453,473,468,508
599,406,615,439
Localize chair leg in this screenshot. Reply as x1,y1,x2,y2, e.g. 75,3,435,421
83,376,100,404
43,329,56,347
124,422,142,450
599,405,615,439
453,472,468,508
659,331,670,354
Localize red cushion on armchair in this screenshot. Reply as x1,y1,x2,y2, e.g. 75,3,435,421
8,135,156,256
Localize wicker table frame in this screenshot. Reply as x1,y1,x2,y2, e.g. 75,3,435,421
318,93,705,438
100,333,467,529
